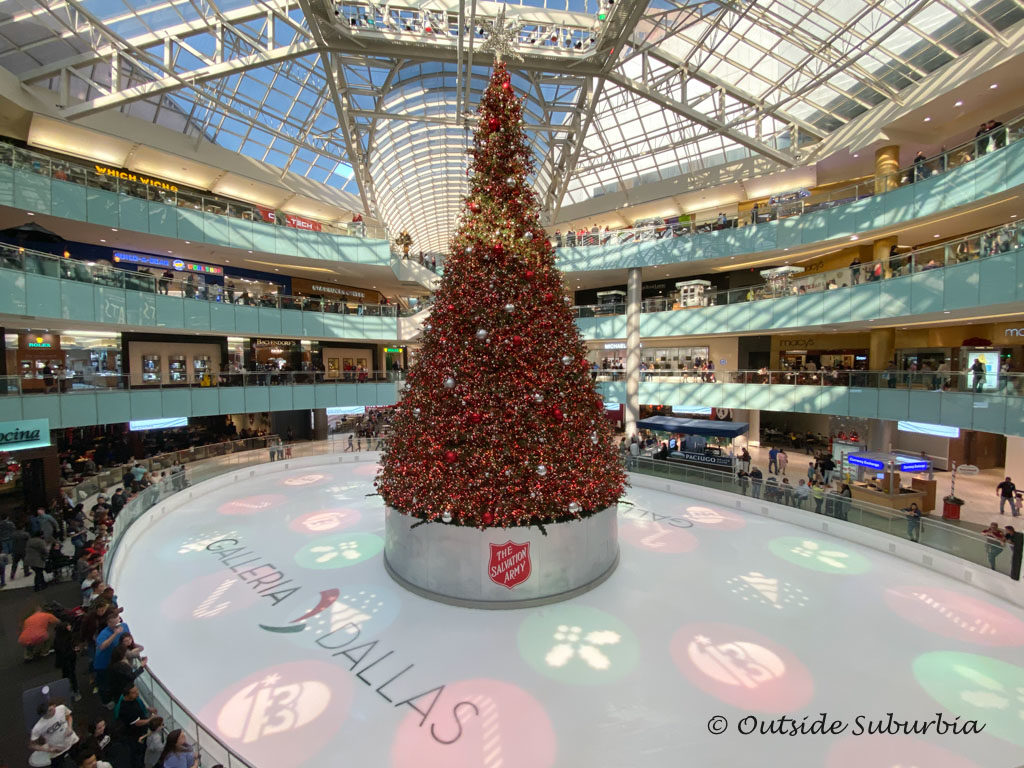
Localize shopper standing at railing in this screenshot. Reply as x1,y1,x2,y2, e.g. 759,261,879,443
904,502,922,543
983,522,1005,569
976,123,991,157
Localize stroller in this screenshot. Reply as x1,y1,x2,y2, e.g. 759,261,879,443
45,544,76,584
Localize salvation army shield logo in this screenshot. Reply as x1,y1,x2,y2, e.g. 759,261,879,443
488,541,532,589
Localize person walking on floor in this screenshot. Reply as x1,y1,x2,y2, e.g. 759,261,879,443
904,502,922,542
26,530,49,591
768,446,779,474
971,358,987,393
811,482,825,514
749,466,763,499
777,449,788,476
997,476,1017,516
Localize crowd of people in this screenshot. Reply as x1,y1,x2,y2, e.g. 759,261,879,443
11,466,213,768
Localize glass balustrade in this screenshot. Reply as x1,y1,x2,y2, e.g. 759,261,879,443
570,217,1024,317
0,142,385,240
591,367,1024,397
553,112,1024,249
627,456,1014,578
0,241,419,316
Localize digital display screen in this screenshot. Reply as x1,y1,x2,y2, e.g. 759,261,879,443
897,421,961,438
129,417,188,431
965,351,999,391
326,407,365,416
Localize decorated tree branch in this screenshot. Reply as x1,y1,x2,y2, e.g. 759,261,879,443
375,61,626,529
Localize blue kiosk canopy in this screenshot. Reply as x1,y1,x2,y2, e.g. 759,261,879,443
635,416,749,439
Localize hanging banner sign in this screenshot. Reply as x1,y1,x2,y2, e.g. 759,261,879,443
0,418,50,451
256,207,323,232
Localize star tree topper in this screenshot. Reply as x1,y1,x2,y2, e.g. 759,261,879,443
480,4,523,62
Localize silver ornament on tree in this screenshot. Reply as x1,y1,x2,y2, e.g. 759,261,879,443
443,376,456,389
413,407,422,417
536,464,548,477
532,392,544,403
590,431,599,444
522,231,534,241
561,355,573,366
465,245,473,255
441,510,453,523
504,303,515,313
568,501,582,514
506,176,516,186
475,328,489,341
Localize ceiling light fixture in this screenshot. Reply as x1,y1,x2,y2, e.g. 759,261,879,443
923,116,932,122
990,83,998,89
849,235,858,241
933,234,940,238
954,100,963,107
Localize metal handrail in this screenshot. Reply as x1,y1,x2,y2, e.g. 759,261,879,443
555,112,1024,248
626,455,1014,577
0,241,419,316
571,216,1024,316
1,141,385,241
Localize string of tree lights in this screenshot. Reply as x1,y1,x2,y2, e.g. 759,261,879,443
375,61,626,529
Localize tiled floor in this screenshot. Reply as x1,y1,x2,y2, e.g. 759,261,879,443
741,443,1014,529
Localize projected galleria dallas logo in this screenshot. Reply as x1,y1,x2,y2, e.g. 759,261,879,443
205,537,482,745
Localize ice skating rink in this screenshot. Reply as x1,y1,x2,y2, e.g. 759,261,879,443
108,457,1024,768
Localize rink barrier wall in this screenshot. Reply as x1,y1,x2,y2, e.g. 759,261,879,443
628,472,1024,610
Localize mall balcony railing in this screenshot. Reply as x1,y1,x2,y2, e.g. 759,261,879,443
0,242,420,316
554,113,1024,249
0,369,405,396
570,217,1024,317
627,455,1016,579
0,142,385,240
593,367,1024,397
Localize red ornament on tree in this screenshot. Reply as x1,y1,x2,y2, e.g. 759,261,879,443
374,61,625,529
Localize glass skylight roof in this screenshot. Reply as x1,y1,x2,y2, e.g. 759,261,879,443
0,0,1020,252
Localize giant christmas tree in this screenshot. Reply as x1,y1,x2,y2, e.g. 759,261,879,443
375,61,626,529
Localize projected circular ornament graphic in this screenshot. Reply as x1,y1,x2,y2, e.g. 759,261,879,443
671,622,814,712
884,585,1024,646
517,604,639,684
768,536,872,574
218,494,288,516
913,651,1024,746
294,533,384,569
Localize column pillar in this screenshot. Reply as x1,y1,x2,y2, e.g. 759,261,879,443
624,268,642,437
312,408,328,441
736,409,760,448
869,327,895,371
874,145,900,194
873,236,898,279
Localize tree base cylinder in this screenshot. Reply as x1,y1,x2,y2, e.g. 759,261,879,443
383,505,619,608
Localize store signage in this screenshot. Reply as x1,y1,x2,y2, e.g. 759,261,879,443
848,455,885,471
899,461,929,473
255,207,323,232
603,342,627,350
291,277,375,302
93,165,178,192
1005,328,1024,337
28,336,52,348
112,251,223,275
0,418,50,451
254,338,297,348
780,338,816,348
385,348,403,353
668,450,734,469
19,333,59,351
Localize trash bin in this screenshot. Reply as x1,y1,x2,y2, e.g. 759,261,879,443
942,500,962,520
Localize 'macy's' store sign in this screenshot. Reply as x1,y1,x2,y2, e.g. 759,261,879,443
0,419,50,451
